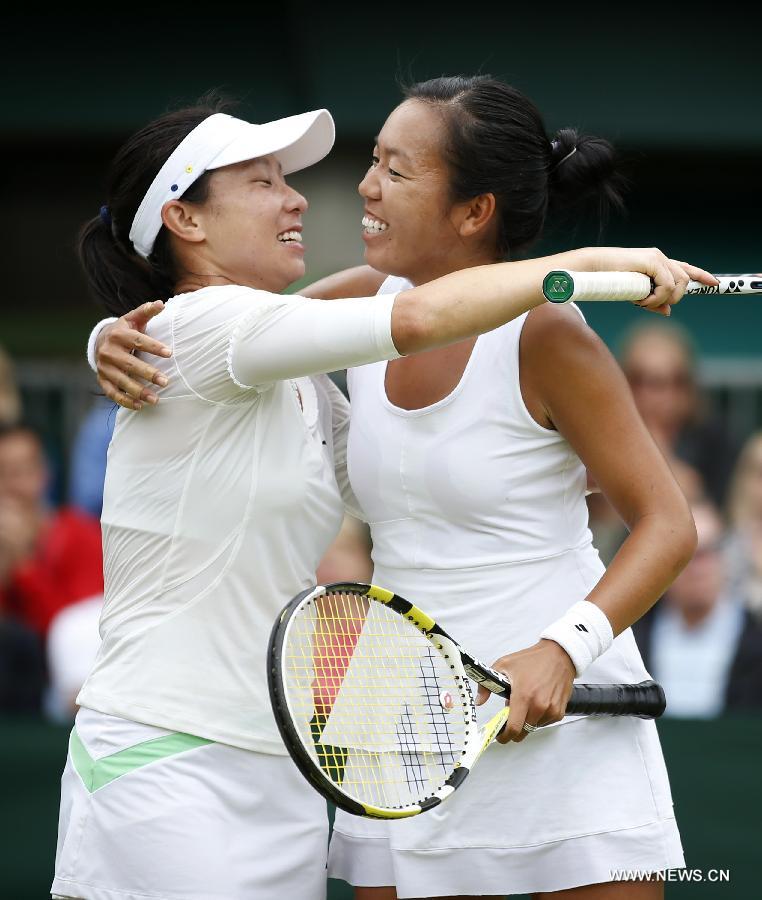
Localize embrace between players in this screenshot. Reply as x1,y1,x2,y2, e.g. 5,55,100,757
53,76,718,900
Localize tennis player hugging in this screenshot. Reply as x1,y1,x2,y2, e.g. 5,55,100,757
61,78,714,900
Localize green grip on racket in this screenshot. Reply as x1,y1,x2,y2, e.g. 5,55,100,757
543,271,575,303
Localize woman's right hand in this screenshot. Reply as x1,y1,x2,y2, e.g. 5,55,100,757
96,300,171,410
590,247,718,316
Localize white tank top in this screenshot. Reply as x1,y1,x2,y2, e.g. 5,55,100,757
347,277,595,572
347,277,650,694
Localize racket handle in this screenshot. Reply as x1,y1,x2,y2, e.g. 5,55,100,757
566,679,666,718
543,270,762,303
543,271,653,303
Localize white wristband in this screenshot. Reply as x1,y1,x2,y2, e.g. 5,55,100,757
86,317,118,373
539,600,614,677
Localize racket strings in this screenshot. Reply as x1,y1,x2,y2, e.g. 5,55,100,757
283,590,467,809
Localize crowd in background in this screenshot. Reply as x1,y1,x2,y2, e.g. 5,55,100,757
2,318,762,723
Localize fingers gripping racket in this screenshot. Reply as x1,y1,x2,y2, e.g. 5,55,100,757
543,271,762,303
268,582,665,820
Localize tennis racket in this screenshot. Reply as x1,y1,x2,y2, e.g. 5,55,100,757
543,271,762,303
267,582,666,820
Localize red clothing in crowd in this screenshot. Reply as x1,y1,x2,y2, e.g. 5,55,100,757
0,507,103,635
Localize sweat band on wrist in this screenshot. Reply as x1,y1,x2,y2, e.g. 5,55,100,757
87,318,118,372
539,600,614,677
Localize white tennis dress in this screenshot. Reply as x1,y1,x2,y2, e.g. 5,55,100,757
328,278,684,898
53,286,401,900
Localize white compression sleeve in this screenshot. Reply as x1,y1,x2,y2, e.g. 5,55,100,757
86,318,118,372
228,293,401,390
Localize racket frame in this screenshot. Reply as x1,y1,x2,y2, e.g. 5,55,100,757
268,582,508,819
269,582,666,819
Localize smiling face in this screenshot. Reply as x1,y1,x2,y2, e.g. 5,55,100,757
166,155,308,293
358,100,495,285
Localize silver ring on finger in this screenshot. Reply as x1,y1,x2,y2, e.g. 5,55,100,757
522,722,540,734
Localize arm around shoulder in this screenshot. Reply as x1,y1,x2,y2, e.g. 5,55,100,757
298,266,388,300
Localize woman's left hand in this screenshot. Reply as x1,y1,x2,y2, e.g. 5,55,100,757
476,640,576,743
96,301,170,409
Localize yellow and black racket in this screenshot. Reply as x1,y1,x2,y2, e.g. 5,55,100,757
267,582,665,820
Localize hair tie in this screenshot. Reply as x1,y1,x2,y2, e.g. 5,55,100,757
550,141,578,170
99,205,112,228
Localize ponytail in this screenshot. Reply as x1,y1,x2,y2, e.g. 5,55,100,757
547,127,627,233
78,214,174,317
77,93,234,316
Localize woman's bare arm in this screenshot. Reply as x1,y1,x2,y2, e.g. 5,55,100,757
297,265,388,299
94,246,715,409
483,303,697,742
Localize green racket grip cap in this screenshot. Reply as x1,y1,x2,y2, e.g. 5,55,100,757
543,270,575,303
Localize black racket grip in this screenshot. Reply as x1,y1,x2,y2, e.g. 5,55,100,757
566,679,665,718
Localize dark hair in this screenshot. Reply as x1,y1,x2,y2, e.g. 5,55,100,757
403,75,626,259
78,94,236,317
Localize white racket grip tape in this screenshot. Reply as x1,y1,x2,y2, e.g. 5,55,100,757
543,270,653,303
539,600,614,677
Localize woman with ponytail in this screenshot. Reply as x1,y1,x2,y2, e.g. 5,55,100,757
319,77,692,900
84,82,710,900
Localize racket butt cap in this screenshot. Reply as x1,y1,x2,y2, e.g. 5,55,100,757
543,271,575,303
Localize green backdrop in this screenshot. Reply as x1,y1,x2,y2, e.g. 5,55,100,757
2,715,757,898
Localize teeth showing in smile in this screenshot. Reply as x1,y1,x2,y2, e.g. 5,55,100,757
277,231,302,243
362,216,388,234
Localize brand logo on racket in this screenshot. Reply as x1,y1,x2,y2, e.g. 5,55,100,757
439,690,455,711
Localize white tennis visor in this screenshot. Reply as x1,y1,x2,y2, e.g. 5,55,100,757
129,109,335,259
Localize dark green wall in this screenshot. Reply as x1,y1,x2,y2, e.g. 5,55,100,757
1,716,758,898
2,8,760,360
4,8,761,146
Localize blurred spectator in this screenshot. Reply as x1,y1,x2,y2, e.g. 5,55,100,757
0,344,21,425
0,349,47,713
726,431,762,619
634,500,762,717
587,459,705,567
619,321,738,508
0,424,104,636
588,320,734,564
69,396,116,519
0,613,45,713
316,515,373,584
46,594,102,722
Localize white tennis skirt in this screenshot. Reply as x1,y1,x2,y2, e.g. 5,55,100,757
51,707,328,900
328,714,684,898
